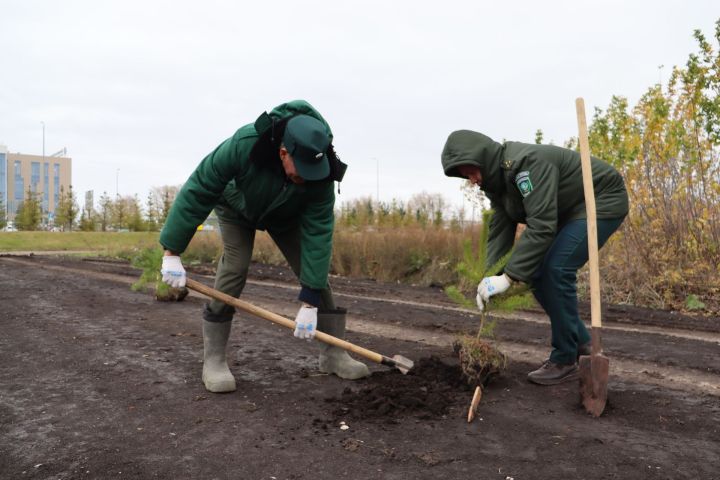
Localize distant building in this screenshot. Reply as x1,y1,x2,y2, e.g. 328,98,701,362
0,144,72,222
84,190,94,213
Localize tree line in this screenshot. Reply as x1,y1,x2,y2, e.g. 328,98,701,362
2,20,717,312
4,185,180,232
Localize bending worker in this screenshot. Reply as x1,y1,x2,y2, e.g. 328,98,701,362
159,100,370,393
441,130,628,385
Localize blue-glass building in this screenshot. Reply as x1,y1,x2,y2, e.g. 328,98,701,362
0,146,72,223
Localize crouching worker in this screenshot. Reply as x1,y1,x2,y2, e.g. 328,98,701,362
441,130,628,385
159,100,370,393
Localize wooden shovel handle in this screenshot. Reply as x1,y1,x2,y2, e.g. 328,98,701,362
576,99,602,338
185,278,385,365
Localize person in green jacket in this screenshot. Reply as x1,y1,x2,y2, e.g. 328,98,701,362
159,100,370,393
442,130,628,385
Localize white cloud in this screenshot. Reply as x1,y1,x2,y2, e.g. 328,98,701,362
1,0,716,209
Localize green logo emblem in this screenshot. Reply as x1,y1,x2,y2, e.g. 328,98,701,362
515,171,533,197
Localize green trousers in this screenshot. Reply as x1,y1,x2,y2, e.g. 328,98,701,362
531,217,625,364
203,218,335,323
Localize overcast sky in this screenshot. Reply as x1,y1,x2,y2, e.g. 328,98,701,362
1,0,717,211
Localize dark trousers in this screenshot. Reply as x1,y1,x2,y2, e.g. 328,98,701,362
204,218,335,322
531,217,625,364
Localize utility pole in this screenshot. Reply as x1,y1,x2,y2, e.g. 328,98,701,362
374,157,379,204
41,121,46,221
116,169,119,197
41,121,45,161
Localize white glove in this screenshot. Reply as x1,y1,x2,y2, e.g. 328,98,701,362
293,306,318,340
161,255,186,288
476,274,512,311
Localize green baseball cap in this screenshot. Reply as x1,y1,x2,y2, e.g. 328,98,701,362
282,115,331,181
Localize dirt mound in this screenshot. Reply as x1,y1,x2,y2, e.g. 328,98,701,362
326,356,471,421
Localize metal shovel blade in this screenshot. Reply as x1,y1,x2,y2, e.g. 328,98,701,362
390,355,414,375
578,353,609,417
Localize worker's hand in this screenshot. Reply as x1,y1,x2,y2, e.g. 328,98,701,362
161,255,186,288
293,305,318,340
476,274,512,310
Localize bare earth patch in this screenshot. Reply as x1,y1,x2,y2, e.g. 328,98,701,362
1,255,718,479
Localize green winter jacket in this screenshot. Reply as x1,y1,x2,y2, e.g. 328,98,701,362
159,100,337,290
442,130,628,283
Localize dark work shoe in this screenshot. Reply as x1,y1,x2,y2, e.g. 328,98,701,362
527,360,579,385
578,342,592,358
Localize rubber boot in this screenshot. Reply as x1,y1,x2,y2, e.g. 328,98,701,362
202,320,237,393
317,308,370,380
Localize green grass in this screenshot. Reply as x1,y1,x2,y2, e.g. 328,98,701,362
0,231,159,256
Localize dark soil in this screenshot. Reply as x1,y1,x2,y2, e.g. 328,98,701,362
327,356,470,421
1,254,719,479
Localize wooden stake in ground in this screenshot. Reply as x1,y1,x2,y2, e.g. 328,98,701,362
575,97,610,417
467,386,483,423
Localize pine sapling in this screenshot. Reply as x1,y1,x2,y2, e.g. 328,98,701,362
131,247,188,302
445,210,534,420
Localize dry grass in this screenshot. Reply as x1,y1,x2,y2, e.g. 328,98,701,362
0,231,158,255
7,224,712,313
331,226,473,286
181,225,477,288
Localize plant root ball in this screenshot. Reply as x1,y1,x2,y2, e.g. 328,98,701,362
453,335,507,387
156,286,189,302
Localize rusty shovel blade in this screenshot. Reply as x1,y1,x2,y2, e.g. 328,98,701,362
578,353,609,417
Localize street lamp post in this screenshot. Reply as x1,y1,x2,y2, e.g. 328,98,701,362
41,121,46,221
374,157,379,204
41,121,45,161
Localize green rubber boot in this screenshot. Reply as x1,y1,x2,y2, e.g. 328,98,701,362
202,320,237,393
317,308,370,380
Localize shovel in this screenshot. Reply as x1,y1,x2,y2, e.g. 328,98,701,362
185,278,414,374
575,98,609,417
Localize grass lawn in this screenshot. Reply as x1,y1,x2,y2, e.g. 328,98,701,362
0,231,159,256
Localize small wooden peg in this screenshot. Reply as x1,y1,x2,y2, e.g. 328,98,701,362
467,386,483,423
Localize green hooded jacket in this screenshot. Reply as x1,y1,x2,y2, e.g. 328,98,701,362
159,100,338,291
442,130,628,283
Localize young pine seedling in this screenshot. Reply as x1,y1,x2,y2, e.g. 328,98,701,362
131,246,188,302
445,210,534,420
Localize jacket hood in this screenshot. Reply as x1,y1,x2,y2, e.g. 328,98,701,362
441,130,505,194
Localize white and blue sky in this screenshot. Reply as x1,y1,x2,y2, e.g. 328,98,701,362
1,0,717,210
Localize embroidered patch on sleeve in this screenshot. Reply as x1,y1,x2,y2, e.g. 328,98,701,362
515,171,533,197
